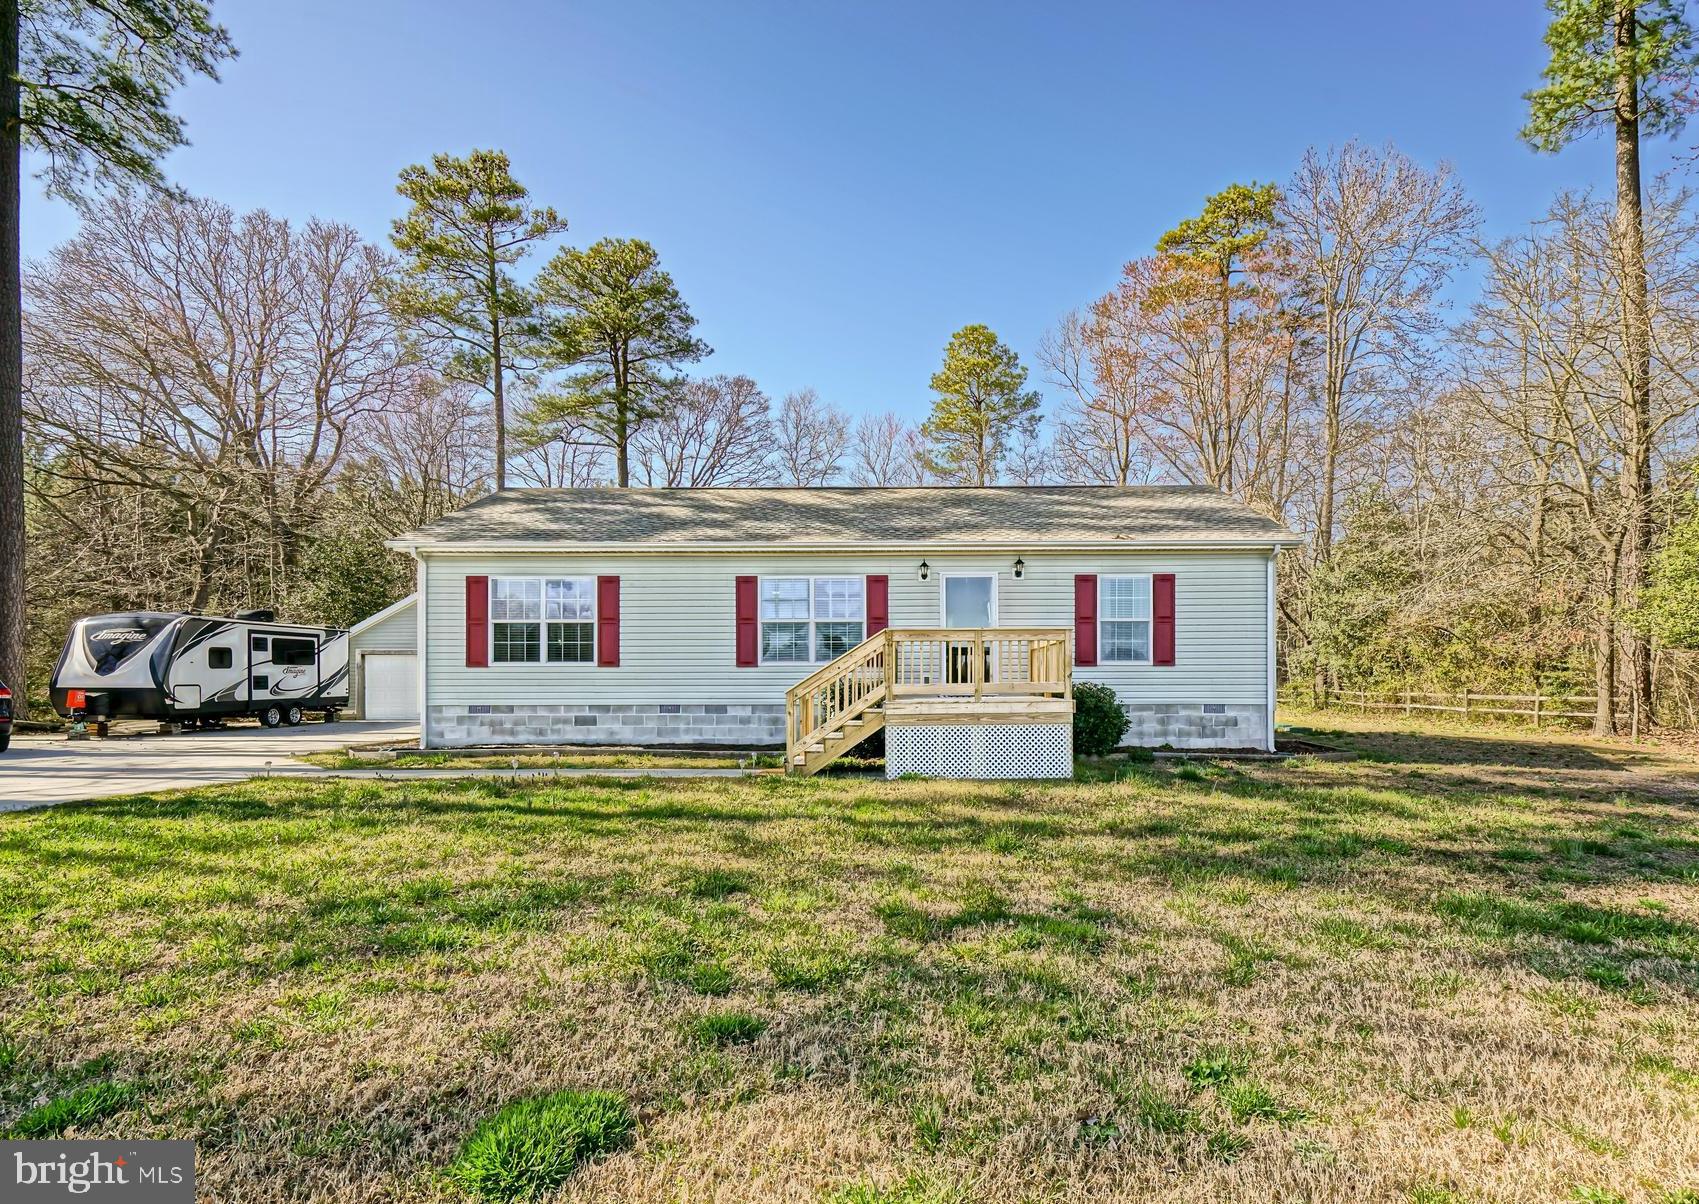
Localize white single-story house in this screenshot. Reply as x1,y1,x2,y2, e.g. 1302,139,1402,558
378,486,1299,770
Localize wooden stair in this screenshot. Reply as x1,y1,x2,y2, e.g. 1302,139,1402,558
784,630,890,777
789,704,886,775
784,627,1073,777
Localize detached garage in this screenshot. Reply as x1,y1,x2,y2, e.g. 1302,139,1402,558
348,594,418,721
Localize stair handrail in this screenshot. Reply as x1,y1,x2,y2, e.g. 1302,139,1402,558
785,629,891,766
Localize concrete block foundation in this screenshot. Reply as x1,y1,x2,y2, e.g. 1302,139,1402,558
1119,703,1269,751
428,703,785,747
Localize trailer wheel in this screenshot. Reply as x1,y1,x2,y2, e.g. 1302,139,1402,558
257,705,283,728
0,732,9,753
284,705,304,726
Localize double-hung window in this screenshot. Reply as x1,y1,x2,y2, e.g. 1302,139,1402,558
760,577,865,663
491,577,594,664
1099,575,1152,663
544,578,594,663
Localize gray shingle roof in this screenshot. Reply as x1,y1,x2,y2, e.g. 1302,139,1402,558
389,486,1298,549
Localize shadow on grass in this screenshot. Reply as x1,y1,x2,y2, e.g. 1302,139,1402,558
7,755,1697,999
1286,721,1648,774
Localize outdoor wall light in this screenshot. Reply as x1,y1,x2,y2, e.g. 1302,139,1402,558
918,560,930,581
1013,557,1026,579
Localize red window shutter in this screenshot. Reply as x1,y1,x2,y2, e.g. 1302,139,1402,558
735,575,758,666
596,575,620,667
866,575,889,636
1153,573,1176,666
1074,574,1097,666
465,575,489,668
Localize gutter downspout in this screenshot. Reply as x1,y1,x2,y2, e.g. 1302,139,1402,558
1266,550,1278,753
416,553,430,750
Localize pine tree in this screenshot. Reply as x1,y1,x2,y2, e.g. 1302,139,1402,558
389,150,565,491
1524,0,1699,729
529,238,708,487
921,325,1040,486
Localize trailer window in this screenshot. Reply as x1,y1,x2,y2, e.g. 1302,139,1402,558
209,647,232,669
251,635,269,652
273,637,316,666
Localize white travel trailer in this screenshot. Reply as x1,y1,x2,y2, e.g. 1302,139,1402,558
50,610,349,727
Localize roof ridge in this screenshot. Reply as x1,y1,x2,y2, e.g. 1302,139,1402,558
388,482,1300,548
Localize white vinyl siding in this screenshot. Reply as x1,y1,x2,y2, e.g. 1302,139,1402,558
351,601,416,653
420,550,1271,709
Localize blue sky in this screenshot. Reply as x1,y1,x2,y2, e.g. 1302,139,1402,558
22,0,1690,422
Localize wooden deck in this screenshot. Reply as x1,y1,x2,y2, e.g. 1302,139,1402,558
785,628,1073,775
884,696,1073,726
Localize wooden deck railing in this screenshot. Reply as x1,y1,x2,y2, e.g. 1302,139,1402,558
785,628,1072,770
887,628,1072,699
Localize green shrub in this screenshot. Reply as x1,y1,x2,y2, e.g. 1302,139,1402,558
446,1090,633,1201
1072,682,1129,756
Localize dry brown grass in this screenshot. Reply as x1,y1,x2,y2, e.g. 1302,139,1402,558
0,720,1696,1202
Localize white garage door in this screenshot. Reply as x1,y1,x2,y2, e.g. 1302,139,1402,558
363,654,418,721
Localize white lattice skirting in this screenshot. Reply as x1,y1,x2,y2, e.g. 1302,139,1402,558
885,723,1073,780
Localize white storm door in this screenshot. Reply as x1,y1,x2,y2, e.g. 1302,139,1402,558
941,575,996,628
940,574,997,687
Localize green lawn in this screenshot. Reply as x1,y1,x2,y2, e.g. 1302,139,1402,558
1,722,1696,1202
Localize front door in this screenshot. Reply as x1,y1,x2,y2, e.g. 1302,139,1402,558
940,575,996,685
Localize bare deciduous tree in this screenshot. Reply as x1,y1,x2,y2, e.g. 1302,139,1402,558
25,193,407,608
510,391,611,488
1042,306,1158,485
771,387,848,486
632,374,774,487
358,372,492,529
1461,189,1699,733
848,411,922,486
1280,141,1478,556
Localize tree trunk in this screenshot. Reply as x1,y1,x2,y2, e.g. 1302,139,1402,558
490,316,507,491
0,2,25,717
1219,264,1233,493
615,403,629,487
1593,601,1618,738
1316,296,1341,563
1317,390,1341,561
1615,0,1655,722
1528,464,1549,691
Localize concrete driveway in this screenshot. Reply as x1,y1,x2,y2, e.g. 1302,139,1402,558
0,720,418,810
